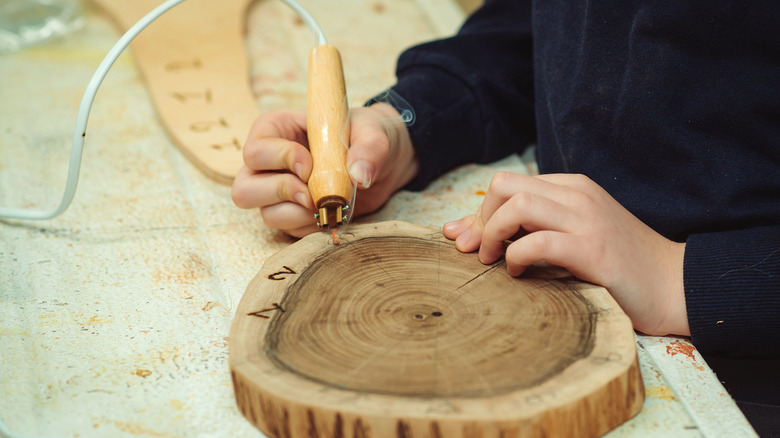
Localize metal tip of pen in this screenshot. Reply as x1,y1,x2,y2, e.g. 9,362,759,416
314,204,349,229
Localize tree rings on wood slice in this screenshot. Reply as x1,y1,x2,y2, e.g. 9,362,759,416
229,221,643,437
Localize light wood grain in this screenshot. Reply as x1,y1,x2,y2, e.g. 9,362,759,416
306,45,353,227
229,221,644,438
89,0,258,184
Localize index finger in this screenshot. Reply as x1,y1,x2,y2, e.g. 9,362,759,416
478,172,568,225
243,110,312,178
247,110,309,145
242,137,312,181
454,172,564,254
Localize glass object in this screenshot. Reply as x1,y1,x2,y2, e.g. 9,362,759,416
0,0,82,53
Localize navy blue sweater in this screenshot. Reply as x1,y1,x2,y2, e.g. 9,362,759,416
383,0,780,357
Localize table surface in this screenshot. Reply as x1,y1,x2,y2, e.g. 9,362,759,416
0,1,757,437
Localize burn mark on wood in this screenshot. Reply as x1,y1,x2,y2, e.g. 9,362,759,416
248,303,285,319
268,266,297,281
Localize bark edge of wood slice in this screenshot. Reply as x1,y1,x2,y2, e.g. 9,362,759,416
229,221,644,438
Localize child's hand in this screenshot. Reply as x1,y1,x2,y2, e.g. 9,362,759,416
231,103,418,237
443,172,689,336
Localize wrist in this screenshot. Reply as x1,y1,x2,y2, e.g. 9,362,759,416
368,102,419,190
658,241,690,336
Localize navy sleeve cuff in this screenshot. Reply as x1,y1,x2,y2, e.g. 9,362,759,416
684,225,780,358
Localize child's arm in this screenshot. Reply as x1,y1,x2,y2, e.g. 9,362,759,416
389,0,535,190
682,226,780,356
443,172,690,337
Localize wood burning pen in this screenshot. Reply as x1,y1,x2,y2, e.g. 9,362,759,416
306,45,355,230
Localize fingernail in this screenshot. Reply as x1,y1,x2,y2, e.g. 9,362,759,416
455,229,470,248
294,192,310,208
348,161,373,189
294,162,304,180
443,220,463,236
443,221,458,233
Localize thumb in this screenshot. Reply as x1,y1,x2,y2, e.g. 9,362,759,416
346,116,391,190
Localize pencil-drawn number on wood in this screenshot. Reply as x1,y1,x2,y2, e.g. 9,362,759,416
425,399,459,415
165,58,202,72
336,391,370,404
267,266,297,281
248,303,285,319
525,391,556,404
171,89,212,103
592,352,623,363
190,118,229,132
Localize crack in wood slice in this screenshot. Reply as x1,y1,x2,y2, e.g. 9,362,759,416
229,221,644,438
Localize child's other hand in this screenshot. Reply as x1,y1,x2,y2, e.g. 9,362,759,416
442,173,689,336
231,103,418,237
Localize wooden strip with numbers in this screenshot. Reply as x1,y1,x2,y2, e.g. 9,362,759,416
89,0,257,184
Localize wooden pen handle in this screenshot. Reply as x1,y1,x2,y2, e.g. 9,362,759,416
306,45,353,227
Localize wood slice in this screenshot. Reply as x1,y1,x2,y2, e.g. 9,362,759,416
229,221,644,437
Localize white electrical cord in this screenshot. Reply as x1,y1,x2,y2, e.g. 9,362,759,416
281,0,327,46
0,0,326,221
